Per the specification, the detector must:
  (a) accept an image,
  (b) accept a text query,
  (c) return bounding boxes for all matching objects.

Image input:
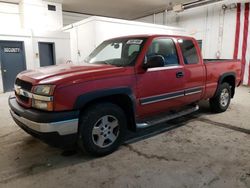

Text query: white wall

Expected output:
[0,2,21,29]
[136,12,166,25]
[172,4,236,59]
[63,11,91,26]
[135,2,237,59]
[136,15,154,24]
[64,16,186,64]
[0,0,70,92]
[0,30,70,67]
[68,21,96,63]
[0,30,70,93]
[19,0,63,31]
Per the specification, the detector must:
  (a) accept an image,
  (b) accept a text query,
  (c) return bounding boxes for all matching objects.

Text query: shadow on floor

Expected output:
[0,100,214,184]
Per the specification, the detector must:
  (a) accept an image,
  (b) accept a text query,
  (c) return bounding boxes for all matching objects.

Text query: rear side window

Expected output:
[178,39,199,64]
[128,44,140,56]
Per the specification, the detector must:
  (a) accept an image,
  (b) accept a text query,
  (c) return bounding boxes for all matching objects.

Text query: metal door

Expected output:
[0,41,26,92]
[38,42,55,67]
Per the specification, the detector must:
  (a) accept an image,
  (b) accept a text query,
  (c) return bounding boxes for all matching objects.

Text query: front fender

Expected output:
[74,87,135,110]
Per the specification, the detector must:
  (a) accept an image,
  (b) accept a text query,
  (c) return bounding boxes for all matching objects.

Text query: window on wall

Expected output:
[178,39,199,65]
[48,5,56,11]
[147,38,179,66]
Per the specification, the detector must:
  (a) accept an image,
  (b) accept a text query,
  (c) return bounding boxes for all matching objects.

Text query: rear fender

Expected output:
[215,72,236,98]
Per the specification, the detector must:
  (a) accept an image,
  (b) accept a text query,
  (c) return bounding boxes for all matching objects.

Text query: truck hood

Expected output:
[17,63,130,86]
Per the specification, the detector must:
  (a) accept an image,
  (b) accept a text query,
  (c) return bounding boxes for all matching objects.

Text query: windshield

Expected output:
[85,38,146,67]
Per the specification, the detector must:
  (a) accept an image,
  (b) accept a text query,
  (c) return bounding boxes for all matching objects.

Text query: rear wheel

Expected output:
[209,82,231,113]
[78,103,126,156]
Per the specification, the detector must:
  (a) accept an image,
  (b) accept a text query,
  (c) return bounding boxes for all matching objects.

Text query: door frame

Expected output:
[38,42,56,67]
[0,40,26,92]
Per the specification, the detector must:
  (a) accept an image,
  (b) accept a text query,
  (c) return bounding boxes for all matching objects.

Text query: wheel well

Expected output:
[80,94,136,131]
[221,75,235,97]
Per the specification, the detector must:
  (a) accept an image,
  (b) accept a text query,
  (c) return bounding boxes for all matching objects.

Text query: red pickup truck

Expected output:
[9,34,241,156]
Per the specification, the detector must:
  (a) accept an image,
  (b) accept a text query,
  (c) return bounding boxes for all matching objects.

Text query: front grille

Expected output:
[17,94,29,103]
[15,78,32,91]
[15,78,33,105]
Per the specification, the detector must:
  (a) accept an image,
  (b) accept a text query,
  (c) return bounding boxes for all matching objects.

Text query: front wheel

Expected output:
[209,82,231,113]
[78,103,127,156]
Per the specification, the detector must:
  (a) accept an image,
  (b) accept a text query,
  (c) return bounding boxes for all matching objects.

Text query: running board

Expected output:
[136,105,199,129]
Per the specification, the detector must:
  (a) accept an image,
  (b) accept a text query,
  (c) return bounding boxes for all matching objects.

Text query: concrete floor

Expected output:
[0,86,250,188]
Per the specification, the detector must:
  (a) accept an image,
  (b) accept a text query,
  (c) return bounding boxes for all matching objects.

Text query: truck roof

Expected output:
[107,34,194,40]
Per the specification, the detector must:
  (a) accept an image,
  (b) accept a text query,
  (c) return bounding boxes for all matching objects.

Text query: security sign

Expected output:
[4,47,20,53]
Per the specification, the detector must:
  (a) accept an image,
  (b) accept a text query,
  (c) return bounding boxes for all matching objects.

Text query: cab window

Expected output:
[178,39,199,64]
[146,38,179,66]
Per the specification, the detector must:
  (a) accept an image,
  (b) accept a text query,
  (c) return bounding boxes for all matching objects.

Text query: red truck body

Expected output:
[9,34,242,155]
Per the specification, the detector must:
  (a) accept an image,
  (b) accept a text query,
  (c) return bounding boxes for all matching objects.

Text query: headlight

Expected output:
[32,100,53,111]
[33,85,55,96]
[32,85,55,111]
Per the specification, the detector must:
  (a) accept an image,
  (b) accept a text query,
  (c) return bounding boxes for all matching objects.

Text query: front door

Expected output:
[38,42,55,67]
[136,37,185,118]
[0,41,26,92]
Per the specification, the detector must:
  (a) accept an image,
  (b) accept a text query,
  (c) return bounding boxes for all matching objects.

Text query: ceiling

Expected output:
[3,0,223,20]
[60,0,188,19]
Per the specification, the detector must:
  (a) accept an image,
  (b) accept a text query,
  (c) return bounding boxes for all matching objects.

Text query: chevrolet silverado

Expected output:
[9,34,241,156]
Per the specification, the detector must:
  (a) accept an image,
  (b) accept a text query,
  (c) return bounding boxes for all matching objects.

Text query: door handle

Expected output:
[176,71,184,78]
[3,69,7,73]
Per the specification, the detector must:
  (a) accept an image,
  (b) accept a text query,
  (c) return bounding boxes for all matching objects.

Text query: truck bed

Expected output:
[203,59,242,99]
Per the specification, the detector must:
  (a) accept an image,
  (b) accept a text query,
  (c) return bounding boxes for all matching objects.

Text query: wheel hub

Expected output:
[220,88,230,107]
[92,115,119,148]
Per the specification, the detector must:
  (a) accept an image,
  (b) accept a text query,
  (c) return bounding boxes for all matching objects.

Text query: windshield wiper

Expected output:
[102,61,111,65]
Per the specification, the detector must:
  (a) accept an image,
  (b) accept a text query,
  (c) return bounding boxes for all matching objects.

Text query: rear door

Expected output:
[136,37,186,118]
[177,38,206,103]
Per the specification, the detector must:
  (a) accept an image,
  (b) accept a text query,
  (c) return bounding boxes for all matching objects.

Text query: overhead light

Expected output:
[173,4,184,12]
[182,0,223,10]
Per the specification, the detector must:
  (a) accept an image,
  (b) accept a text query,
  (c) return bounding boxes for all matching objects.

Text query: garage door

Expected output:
[0,41,26,92]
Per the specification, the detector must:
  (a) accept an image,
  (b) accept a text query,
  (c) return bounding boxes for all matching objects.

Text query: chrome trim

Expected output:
[188,86,203,90]
[141,93,184,105]
[140,86,203,105]
[10,110,78,135]
[32,94,53,102]
[14,85,53,102]
[185,86,203,96]
[136,123,149,129]
[185,90,202,96]
[147,65,183,72]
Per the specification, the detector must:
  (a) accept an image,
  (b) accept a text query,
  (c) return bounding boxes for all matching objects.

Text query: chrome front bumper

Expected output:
[9,96,79,148]
[9,96,79,136]
[10,110,78,136]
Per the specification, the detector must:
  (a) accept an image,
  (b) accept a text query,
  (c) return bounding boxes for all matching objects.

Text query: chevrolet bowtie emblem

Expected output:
[15,86,21,95]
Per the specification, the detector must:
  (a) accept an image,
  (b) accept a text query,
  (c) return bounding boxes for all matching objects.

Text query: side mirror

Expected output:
[143,55,165,69]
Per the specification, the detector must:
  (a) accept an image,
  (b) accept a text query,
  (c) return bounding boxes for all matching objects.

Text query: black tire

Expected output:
[209,82,231,113]
[78,103,127,156]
